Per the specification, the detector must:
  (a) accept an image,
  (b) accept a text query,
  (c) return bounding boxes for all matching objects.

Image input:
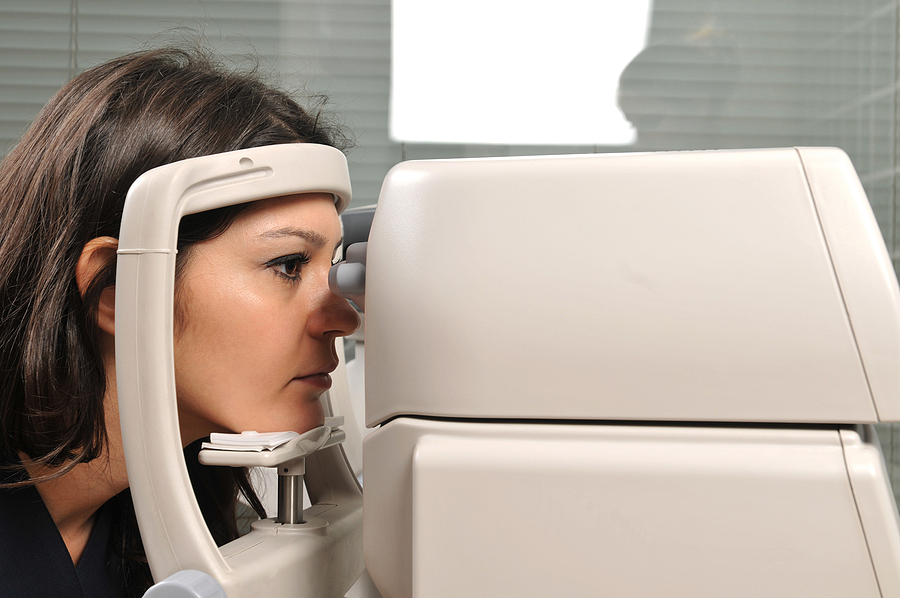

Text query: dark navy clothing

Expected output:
[0,480,121,597]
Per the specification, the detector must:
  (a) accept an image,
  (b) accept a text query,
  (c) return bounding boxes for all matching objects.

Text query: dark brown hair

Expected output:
[0,44,346,594]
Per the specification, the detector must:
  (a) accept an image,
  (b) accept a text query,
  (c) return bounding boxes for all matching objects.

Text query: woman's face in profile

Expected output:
[172,193,360,444]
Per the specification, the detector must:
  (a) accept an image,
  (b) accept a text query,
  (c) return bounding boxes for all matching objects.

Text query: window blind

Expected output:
[1,0,396,207]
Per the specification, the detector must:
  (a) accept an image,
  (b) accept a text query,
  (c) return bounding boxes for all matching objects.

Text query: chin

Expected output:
[286,405,326,435]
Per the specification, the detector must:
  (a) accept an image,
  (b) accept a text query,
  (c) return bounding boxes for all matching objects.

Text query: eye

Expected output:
[266,253,311,283]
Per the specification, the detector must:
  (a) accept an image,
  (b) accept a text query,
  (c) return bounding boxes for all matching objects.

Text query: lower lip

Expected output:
[294,373,333,390]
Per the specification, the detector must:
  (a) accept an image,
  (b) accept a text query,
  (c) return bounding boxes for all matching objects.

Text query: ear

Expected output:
[76,236,118,335]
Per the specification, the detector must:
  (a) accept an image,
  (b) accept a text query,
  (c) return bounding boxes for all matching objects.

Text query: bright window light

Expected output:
[391,0,653,145]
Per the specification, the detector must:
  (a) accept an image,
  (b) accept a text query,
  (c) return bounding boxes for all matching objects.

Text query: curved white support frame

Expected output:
[115,143,363,597]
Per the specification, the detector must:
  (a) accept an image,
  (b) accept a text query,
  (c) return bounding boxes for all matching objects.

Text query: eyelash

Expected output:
[266,252,312,283]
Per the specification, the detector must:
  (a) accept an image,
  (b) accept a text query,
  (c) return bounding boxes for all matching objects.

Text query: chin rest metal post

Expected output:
[198,420,347,525]
[143,419,358,598]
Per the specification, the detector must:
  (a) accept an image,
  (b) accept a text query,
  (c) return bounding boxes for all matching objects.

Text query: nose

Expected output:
[307,270,361,339]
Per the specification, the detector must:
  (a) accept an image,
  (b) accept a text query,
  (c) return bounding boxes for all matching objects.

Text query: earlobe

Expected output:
[76,237,118,335]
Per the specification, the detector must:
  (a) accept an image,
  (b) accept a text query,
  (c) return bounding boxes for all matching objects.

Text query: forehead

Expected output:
[234,192,341,234]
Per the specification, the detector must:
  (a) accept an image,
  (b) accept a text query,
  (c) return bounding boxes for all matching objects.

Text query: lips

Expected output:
[292,361,338,389]
[295,373,333,390]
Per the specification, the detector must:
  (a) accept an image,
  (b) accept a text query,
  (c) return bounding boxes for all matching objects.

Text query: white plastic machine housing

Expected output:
[362,148,900,597]
[115,144,364,598]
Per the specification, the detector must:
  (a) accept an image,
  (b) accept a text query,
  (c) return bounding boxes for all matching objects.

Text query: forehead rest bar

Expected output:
[114,142,353,585]
[118,143,351,255]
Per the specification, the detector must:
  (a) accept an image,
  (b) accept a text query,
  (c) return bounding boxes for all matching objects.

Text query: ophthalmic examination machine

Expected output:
[118,145,900,597]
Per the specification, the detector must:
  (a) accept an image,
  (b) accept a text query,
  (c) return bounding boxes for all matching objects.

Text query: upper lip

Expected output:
[295,361,338,379]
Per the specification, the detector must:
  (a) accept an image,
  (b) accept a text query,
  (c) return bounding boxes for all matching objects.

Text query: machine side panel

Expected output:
[797,147,900,422]
[363,420,421,598]
[365,418,884,598]
[841,426,900,597]
[366,149,874,426]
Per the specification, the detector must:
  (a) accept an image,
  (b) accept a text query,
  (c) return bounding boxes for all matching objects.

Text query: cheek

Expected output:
[176,278,281,382]
[172,269,318,438]
[173,273,256,411]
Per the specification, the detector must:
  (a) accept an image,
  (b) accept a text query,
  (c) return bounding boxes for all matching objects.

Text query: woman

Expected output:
[0,45,360,597]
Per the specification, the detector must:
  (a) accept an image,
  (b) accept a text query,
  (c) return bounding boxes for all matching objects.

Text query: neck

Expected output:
[30,450,129,565]
[27,363,128,566]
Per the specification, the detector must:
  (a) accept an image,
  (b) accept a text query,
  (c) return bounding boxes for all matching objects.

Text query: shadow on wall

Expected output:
[617,33,743,151]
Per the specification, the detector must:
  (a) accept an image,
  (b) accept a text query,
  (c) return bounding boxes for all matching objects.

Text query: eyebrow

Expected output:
[259,228,329,249]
